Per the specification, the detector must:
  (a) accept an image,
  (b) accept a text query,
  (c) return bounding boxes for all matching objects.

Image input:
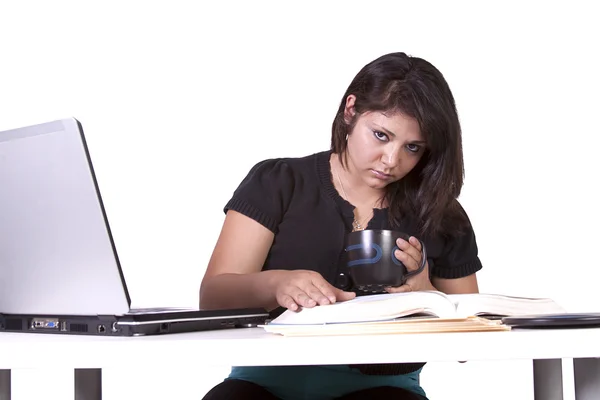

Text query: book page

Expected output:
[448,293,566,318]
[269,291,458,325]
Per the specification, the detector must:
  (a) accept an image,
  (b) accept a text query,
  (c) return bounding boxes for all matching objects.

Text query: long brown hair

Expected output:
[331,52,470,238]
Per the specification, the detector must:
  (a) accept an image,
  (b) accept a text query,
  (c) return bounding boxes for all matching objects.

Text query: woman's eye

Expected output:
[406,144,421,153]
[373,130,388,141]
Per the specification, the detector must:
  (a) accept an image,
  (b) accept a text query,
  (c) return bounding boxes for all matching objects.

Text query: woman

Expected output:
[200,52,482,400]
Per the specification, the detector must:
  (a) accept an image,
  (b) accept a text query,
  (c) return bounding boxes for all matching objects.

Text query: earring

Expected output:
[345,134,348,141]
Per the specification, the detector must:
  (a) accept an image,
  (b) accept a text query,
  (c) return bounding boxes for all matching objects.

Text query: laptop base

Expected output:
[0,308,269,337]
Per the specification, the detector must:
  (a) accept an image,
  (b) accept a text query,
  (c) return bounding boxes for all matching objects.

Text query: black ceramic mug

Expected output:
[342,229,427,294]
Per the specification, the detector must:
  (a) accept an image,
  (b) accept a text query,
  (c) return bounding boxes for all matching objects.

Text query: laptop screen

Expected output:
[0,118,131,316]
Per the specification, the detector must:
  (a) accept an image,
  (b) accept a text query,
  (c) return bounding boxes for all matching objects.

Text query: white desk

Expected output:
[1,327,599,400]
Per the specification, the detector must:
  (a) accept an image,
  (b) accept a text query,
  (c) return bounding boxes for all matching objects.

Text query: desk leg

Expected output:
[0,370,10,400]
[75,369,102,400]
[533,358,577,400]
[573,357,600,400]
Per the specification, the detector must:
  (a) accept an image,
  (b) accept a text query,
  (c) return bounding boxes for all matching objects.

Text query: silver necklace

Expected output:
[334,164,373,231]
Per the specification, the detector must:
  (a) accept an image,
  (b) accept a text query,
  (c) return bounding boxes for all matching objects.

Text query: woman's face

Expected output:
[345,95,426,191]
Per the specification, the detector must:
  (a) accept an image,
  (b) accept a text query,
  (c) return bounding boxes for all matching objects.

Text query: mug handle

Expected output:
[392,238,428,280]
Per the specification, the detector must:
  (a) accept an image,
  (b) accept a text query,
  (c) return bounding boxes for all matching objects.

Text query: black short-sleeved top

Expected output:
[223,150,482,376]
[224,150,482,285]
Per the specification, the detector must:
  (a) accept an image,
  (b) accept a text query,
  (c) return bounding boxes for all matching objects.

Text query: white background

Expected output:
[1,1,598,399]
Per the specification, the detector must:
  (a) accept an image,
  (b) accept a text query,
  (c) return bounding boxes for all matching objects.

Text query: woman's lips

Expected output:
[371,169,392,180]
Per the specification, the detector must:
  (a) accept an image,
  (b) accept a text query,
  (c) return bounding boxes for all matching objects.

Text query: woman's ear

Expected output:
[343,94,357,124]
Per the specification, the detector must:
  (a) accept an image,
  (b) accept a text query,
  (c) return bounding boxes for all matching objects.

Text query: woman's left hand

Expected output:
[385,236,436,293]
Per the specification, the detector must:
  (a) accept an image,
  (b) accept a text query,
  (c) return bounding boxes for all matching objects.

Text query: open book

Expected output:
[266,290,566,326]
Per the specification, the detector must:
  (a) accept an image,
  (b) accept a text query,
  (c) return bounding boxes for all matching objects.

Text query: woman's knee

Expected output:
[202,378,280,400]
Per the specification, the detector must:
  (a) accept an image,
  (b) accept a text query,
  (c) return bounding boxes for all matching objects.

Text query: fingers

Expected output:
[395,236,422,271]
[334,287,357,301]
[278,277,356,311]
[313,279,356,304]
[305,284,333,306]
[277,286,316,311]
[312,280,337,304]
[276,271,358,311]
[277,293,300,311]
[385,283,413,293]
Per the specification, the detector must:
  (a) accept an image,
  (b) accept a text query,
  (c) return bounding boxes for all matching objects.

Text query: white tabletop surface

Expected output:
[2,326,600,370]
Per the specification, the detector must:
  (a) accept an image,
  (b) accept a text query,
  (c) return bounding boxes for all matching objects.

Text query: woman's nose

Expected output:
[381,146,399,167]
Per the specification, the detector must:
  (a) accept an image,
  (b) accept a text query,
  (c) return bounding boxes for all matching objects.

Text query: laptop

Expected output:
[0,118,269,336]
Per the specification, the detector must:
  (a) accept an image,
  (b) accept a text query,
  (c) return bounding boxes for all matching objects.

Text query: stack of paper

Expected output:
[261,316,510,337]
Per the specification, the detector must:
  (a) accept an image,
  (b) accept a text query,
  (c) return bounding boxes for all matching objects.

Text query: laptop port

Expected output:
[97,324,106,334]
[31,318,60,330]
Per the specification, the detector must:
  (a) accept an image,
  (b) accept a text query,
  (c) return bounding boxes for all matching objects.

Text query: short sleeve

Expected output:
[223,158,295,233]
[430,202,483,279]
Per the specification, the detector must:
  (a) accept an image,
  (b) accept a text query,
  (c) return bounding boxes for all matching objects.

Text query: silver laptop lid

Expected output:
[0,118,131,315]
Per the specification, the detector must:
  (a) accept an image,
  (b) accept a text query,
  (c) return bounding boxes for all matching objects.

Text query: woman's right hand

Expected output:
[273,270,356,311]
